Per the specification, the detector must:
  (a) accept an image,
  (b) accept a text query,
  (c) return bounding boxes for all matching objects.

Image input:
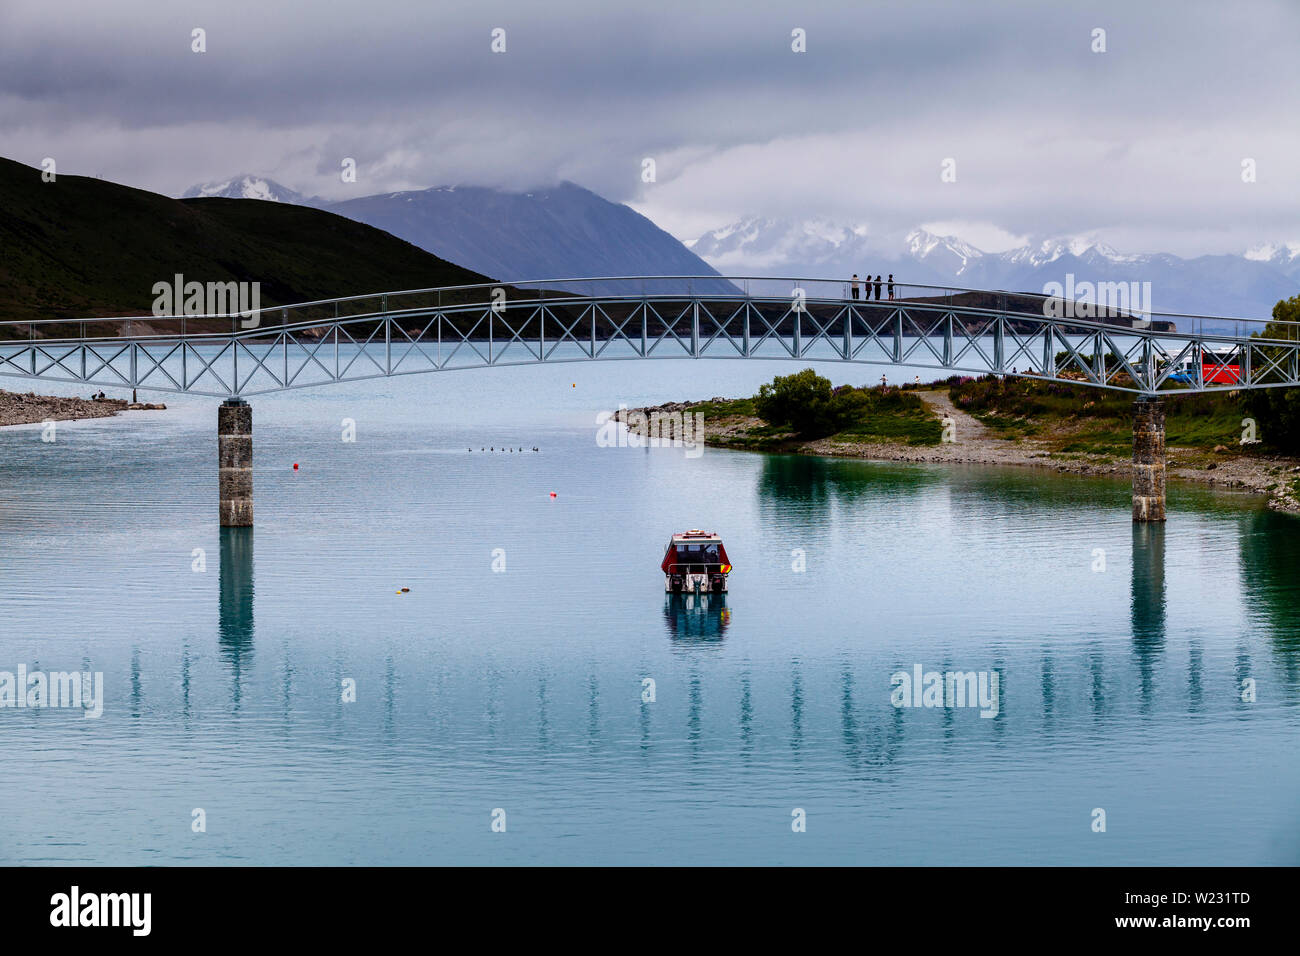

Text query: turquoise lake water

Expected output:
[1,356,1297,865]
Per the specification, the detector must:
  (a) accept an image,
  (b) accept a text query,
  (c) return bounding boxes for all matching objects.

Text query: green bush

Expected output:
[753,369,867,438]
[1243,295,1300,453]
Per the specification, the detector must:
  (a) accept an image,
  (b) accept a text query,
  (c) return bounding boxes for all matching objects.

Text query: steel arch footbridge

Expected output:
[2,276,1298,399]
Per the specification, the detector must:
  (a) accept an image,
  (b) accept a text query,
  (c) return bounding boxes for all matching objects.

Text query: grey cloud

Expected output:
[1,0,1297,253]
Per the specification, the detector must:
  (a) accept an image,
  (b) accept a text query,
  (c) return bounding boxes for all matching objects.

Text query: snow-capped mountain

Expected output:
[691,217,1300,323]
[903,229,985,277]
[182,177,727,294]
[689,220,961,285]
[689,216,878,273]
[1245,241,1300,280]
[182,175,325,207]
[1000,236,1144,268]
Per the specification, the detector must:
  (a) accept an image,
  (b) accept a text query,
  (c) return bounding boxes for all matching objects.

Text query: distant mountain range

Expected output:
[0,158,489,325]
[183,176,730,295]
[180,175,1299,327]
[1244,241,1300,280]
[690,218,1300,325]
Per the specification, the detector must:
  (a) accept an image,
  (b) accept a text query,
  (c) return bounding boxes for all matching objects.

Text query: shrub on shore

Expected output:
[754,368,937,443]
[1244,295,1300,454]
[755,369,849,437]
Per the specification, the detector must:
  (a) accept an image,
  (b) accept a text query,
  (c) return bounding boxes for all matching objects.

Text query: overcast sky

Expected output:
[1,0,1297,254]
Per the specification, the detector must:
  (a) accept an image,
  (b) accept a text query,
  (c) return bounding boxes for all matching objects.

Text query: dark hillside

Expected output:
[0,157,490,332]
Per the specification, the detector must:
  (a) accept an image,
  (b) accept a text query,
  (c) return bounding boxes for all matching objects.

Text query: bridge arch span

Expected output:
[2,276,1297,398]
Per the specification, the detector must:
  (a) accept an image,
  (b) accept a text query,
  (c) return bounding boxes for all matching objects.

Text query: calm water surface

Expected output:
[2,358,1298,865]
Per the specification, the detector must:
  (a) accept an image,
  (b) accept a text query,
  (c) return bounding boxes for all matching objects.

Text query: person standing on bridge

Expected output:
[851,274,860,300]
[874,275,883,300]
[888,275,896,300]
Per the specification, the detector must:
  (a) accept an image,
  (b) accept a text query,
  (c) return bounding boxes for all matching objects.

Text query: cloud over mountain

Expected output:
[691,217,1300,320]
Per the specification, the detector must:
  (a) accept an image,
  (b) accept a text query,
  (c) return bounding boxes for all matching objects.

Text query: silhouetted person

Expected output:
[874,275,883,300]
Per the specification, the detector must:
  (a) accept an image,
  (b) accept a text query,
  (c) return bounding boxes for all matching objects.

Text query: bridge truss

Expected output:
[1,278,1297,398]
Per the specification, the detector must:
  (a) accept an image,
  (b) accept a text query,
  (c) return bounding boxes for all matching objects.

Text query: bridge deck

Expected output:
[2,277,1297,398]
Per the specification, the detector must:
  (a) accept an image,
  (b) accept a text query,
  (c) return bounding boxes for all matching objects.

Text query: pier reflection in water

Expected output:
[218,526,255,704]
[1130,521,1166,713]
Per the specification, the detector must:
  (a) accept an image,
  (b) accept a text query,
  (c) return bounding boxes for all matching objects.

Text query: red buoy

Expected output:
[293,463,299,471]
[549,492,557,498]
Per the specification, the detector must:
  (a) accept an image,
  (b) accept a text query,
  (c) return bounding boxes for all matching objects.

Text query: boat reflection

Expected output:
[663,592,731,642]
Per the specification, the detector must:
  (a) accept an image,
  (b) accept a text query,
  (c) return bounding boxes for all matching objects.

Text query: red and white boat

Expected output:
[661,530,732,594]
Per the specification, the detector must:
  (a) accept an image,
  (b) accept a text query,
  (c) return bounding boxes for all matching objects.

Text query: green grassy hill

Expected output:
[946,374,1251,459]
[0,156,492,327]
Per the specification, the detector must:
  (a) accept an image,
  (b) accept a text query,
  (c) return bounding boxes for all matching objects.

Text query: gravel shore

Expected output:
[0,389,165,427]
[617,390,1300,514]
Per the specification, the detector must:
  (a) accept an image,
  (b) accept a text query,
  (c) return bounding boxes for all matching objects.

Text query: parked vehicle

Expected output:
[1167,347,1241,385]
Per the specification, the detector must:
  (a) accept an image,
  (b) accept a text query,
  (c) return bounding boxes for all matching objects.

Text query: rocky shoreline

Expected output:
[616,391,1300,515]
[0,389,166,428]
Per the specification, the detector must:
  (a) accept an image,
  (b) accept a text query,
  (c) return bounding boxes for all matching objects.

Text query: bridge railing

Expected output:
[1,276,1299,346]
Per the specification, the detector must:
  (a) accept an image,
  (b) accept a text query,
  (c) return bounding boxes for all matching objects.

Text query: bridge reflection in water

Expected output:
[197,506,1298,736]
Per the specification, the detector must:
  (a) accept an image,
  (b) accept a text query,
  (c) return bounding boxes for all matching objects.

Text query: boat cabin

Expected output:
[661,530,732,593]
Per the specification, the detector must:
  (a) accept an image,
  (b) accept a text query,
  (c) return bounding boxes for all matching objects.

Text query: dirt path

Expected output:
[915,389,989,439]
[801,390,1060,468]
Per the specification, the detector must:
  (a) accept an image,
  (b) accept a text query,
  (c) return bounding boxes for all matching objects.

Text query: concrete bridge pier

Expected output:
[1132,395,1166,522]
[219,399,253,526]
